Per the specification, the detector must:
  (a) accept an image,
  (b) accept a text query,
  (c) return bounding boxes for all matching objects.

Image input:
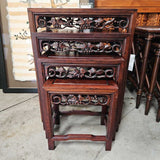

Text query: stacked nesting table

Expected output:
[28,8,136,150]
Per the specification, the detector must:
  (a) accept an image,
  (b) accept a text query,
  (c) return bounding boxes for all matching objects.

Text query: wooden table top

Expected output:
[95,0,160,13]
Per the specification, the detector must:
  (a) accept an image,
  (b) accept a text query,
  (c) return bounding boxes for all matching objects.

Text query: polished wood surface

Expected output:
[95,0,160,13]
[136,26,160,33]
[43,79,118,93]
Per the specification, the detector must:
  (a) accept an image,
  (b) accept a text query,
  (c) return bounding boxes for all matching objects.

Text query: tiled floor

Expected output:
[0,89,160,160]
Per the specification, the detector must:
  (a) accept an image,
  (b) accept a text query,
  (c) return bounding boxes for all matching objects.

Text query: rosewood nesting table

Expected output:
[28,8,137,150]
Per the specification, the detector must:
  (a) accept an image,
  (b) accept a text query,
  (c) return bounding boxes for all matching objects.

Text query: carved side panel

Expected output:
[136,13,160,26]
[35,16,129,33]
[136,14,148,26]
[50,94,110,106]
[43,65,118,80]
[40,40,122,56]
[146,14,160,26]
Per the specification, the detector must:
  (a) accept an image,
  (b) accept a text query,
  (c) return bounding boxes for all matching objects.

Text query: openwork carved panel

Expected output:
[51,94,110,106]
[36,16,129,33]
[136,13,160,26]
[44,65,117,80]
[40,40,122,56]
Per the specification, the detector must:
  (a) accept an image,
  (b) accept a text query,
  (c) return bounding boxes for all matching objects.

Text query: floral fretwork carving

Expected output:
[51,94,110,106]
[36,16,129,33]
[40,40,122,56]
[45,66,116,80]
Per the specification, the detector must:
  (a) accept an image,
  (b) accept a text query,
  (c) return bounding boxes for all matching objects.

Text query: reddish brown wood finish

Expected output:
[43,80,118,150]
[28,8,137,150]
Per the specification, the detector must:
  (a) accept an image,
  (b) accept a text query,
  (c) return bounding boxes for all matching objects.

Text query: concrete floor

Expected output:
[0,88,160,160]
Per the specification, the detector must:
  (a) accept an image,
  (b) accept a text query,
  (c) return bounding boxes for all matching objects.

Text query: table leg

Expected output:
[145,49,160,115]
[136,34,152,108]
[101,105,108,125]
[54,104,60,125]
[156,106,160,122]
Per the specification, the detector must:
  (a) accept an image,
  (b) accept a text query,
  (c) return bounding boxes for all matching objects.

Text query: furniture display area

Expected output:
[95,0,160,122]
[133,27,160,122]
[28,8,137,150]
